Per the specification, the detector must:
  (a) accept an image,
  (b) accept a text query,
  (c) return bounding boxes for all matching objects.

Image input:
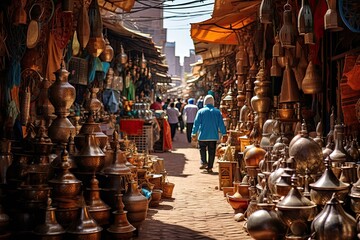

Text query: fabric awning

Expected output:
[190,0,260,45]
[99,0,135,12]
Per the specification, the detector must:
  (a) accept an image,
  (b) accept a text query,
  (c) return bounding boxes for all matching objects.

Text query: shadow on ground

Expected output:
[137,219,217,240]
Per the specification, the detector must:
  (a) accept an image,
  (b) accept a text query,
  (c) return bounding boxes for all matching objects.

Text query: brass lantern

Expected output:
[324,0,343,31]
[279,3,295,48]
[259,0,273,24]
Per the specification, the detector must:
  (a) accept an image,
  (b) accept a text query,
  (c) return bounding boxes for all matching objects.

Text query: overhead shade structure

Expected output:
[190,0,261,45]
[194,42,236,63]
[99,0,136,12]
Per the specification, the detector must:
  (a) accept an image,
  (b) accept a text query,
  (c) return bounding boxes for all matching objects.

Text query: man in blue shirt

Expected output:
[191,95,227,173]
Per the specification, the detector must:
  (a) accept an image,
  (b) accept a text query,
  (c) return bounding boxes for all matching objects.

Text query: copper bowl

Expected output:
[88,208,111,226]
[49,181,82,199]
[277,108,295,120]
[226,193,249,211]
[19,186,51,202]
[55,207,79,228]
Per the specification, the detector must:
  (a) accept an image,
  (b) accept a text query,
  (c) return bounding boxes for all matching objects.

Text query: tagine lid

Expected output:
[309,157,349,191]
[277,175,316,208]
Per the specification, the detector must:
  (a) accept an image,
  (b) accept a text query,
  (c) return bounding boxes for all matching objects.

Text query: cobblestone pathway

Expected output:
[137,131,252,240]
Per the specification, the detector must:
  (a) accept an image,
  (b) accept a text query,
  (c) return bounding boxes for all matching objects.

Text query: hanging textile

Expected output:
[88,57,103,83]
[46,32,63,81]
[127,80,135,101]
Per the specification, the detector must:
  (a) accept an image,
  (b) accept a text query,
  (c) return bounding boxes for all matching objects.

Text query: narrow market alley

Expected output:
[138,131,252,240]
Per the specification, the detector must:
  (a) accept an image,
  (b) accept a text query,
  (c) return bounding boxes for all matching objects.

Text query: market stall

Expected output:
[191,0,360,239]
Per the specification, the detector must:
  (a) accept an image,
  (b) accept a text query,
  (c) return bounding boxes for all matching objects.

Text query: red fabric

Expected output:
[162,119,172,151]
[309,0,327,64]
[120,119,144,136]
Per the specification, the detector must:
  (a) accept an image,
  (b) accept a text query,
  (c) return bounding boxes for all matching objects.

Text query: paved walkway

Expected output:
[137,131,252,240]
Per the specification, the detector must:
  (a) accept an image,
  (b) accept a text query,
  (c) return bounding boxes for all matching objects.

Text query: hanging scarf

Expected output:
[88,57,103,83]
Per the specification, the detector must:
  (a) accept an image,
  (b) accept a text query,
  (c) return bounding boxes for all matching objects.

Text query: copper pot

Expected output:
[122,180,148,229]
[19,186,51,202]
[74,134,105,173]
[55,207,80,228]
[149,189,163,207]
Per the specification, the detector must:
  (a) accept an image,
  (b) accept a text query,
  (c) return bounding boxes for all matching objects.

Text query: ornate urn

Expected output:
[74,88,108,152]
[311,193,356,240]
[48,149,82,200]
[66,197,102,240]
[122,180,149,230]
[48,66,76,143]
[33,196,65,240]
[277,175,317,239]
[329,124,351,163]
[289,122,324,175]
[107,194,136,240]
[74,133,105,173]
[85,176,110,226]
[309,158,349,206]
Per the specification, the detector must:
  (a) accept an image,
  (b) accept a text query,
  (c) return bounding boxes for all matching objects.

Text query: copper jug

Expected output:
[279,61,299,103]
[279,3,295,48]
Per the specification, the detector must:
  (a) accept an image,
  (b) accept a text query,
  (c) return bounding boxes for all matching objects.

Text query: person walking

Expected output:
[166,102,181,141]
[183,98,198,143]
[175,98,185,133]
[196,96,204,109]
[150,96,163,110]
[191,95,227,173]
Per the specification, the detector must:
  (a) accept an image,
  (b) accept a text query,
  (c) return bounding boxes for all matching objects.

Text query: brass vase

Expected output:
[122,180,149,230]
[48,66,76,144]
[85,176,111,226]
[66,197,102,240]
[33,197,65,240]
[107,194,136,240]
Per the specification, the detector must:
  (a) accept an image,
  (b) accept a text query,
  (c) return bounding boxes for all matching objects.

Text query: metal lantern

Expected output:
[279,3,296,48]
[259,0,273,24]
[298,0,313,35]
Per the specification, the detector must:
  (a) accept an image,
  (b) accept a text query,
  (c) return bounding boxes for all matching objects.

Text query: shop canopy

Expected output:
[190,0,260,45]
[99,0,135,13]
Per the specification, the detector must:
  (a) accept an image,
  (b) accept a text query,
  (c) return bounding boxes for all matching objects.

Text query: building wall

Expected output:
[165,42,176,76]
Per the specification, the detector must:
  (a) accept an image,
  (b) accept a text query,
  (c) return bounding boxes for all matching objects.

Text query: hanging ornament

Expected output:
[324,0,343,31]
[77,0,90,49]
[100,35,114,62]
[272,34,284,57]
[270,57,282,77]
[279,59,299,103]
[279,2,296,48]
[259,0,273,24]
[120,44,128,65]
[302,61,322,94]
[298,0,313,35]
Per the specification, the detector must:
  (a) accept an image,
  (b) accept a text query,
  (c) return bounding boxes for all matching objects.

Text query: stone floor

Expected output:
[137,130,252,240]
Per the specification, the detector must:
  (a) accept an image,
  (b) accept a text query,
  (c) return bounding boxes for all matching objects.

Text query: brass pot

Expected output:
[75,134,105,173]
[55,207,80,228]
[149,189,163,207]
[309,158,349,206]
[74,123,108,151]
[19,186,51,202]
[311,193,356,239]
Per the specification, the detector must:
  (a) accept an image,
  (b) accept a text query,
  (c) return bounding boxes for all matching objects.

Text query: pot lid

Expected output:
[277,175,316,208]
[309,158,349,191]
[49,149,81,184]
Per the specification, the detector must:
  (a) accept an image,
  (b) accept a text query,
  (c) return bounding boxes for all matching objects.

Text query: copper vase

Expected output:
[107,194,136,240]
[122,180,149,230]
[48,66,76,144]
